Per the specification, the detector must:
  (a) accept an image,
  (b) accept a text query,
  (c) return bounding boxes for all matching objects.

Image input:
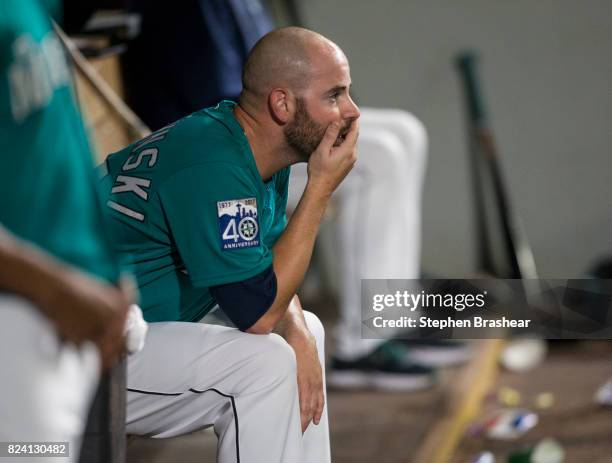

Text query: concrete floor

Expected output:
[452,341,612,463]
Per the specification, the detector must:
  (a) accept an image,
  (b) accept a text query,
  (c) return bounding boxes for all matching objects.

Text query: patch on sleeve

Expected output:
[217,198,261,250]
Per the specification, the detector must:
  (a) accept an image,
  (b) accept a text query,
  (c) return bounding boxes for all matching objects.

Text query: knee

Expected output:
[362,108,429,165]
[358,130,405,167]
[303,311,325,350]
[390,110,429,162]
[254,333,297,379]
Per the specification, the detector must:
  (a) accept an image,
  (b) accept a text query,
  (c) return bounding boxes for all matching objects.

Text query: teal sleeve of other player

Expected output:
[159,163,273,288]
[0,0,121,285]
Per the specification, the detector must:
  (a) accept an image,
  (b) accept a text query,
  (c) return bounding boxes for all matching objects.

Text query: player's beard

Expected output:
[283,98,329,162]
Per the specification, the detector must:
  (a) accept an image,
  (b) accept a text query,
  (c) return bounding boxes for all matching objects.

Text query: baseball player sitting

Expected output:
[101,27,359,463]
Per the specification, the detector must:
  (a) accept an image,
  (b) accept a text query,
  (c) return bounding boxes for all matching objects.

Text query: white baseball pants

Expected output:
[126,310,330,463]
[0,295,100,463]
[288,108,428,360]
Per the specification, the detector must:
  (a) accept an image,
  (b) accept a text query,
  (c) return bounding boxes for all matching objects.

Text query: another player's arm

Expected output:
[246,120,358,335]
[0,224,131,369]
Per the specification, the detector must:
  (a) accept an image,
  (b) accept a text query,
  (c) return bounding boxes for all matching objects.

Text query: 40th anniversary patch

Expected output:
[217,198,260,250]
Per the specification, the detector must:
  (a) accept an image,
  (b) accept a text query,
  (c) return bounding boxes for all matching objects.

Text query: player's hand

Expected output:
[307,119,359,198]
[43,271,133,369]
[92,277,134,370]
[285,330,325,433]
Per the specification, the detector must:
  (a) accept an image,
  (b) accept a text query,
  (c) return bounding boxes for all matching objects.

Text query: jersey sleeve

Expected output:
[159,162,272,288]
[209,264,277,331]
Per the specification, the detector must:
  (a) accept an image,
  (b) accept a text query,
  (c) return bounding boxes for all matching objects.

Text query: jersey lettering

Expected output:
[8,33,70,122]
[107,125,175,223]
[122,147,158,171]
[131,123,176,152]
[107,200,145,222]
[111,175,151,200]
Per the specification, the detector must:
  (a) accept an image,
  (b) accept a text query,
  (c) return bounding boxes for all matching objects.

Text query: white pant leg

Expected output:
[0,295,100,463]
[333,128,407,358]
[359,108,428,195]
[287,163,308,211]
[126,311,330,463]
[301,311,330,463]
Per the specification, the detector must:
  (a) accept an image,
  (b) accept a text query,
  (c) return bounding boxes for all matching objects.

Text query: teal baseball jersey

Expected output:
[0,0,120,284]
[101,101,289,322]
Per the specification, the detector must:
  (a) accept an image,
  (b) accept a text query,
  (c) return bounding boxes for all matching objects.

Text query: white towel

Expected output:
[124,304,148,354]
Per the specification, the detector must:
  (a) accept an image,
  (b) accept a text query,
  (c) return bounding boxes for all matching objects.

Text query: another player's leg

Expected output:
[0,296,100,463]
[357,109,471,368]
[327,125,435,391]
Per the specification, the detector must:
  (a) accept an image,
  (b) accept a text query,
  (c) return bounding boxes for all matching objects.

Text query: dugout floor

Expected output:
[451,341,612,463]
[127,296,612,463]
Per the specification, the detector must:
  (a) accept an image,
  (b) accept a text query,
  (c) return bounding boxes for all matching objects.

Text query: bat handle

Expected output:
[456,52,487,127]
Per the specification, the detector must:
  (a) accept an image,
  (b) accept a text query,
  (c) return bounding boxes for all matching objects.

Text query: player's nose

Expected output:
[343,96,360,121]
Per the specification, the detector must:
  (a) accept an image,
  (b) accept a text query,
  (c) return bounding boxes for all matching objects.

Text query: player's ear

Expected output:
[268,88,292,125]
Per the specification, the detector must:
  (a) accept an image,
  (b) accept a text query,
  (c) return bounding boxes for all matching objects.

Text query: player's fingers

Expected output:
[298,392,310,431]
[301,412,312,433]
[316,122,341,154]
[96,309,127,371]
[313,390,325,425]
[96,336,114,371]
[299,385,317,431]
[96,333,118,370]
[313,407,322,425]
[300,395,315,419]
[341,119,359,149]
[118,274,137,305]
[102,337,125,370]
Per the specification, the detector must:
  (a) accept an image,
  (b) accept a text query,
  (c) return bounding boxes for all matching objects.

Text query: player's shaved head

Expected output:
[235,26,358,165]
[241,27,342,101]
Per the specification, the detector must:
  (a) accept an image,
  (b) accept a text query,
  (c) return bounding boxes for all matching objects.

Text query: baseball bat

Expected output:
[455,52,538,279]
